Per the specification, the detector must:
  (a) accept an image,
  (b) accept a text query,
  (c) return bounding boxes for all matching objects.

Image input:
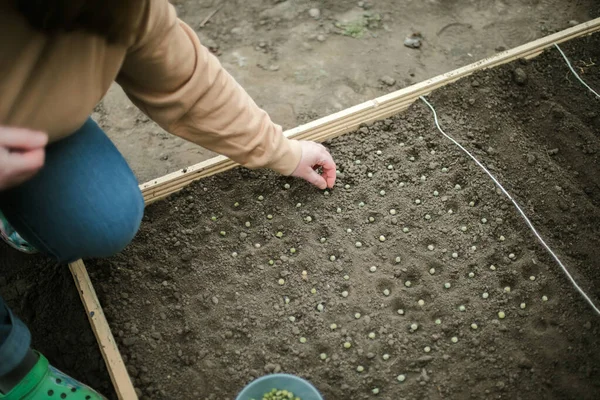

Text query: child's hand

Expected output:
[292,141,336,190]
[0,127,47,191]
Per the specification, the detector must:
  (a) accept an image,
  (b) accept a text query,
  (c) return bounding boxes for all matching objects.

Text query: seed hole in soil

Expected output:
[498,272,519,291]
[518,260,541,280]
[533,318,549,334]
[376,278,394,293]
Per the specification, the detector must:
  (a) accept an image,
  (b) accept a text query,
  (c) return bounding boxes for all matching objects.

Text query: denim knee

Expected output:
[71,186,145,262]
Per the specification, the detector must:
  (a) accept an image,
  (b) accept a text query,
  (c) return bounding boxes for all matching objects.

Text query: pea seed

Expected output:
[410,323,418,331]
[359,201,365,207]
[542,295,548,302]
[276,232,284,238]
[397,309,404,315]
[372,388,380,395]
[320,237,327,243]
[343,275,349,280]
[403,227,410,233]
[490,265,497,271]
[418,299,425,306]
[390,209,397,215]
[415,199,421,205]
[258,195,264,201]
[452,252,458,258]
[429,268,435,275]
[504,286,511,293]
[211,216,217,221]
[341,291,349,298]
[368,172,373,178]
[368,332,376,339]
[311,288,317,294]
[343,342,352,349]
[387,164,393,170]
[481,218,488,224]
[234,202,240,207]
[379,235,386,242]
[397,374,406,382]
[461,226,467,232]
[269,260,274,265]
[346,228,352,233]
[330,255,336,262]
[427,244,435,251]
[330,323,337,330]
[424,346,431,353]
[296,203,302,208]
[278,279,285,285]
[468,272,475,278]
[499,235,506,241]
[336,207,342,213]
[404,281,412,288]
[383,289,390,296]
[369,217,375,222]
[369,266,377,273]
[356,365,364,372]
[290,248,296,254]
[529,276,536,281]
[355,242,362,248]
[320,353,327,360]
[220,231,226,236]
[520,303,526,309]
[355,313,361,319]
[459,305,466,312]
[317,304,324,312]
[435,319,442,325]
[305,216,312,222]
[455,184,461,190]
[433,191,439,196]
[498,311,506,319]
[482,292,489,299]
[284,183,290,190]
[471,323,478,330]
[267,214,273,219]
[344,184,351,189]
[444,282,451,289]
[451,337,458,343]
[442,167,448,172]
[289,316,296,322]
[382,354,390,360]
[299,337,307,343]
[395,256,401,263]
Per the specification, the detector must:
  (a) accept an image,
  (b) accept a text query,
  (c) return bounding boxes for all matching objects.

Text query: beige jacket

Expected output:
[0,0,302,175]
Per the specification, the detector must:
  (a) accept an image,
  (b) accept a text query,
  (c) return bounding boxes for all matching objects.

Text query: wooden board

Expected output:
[69,260,138,400]
[140,18,600,205]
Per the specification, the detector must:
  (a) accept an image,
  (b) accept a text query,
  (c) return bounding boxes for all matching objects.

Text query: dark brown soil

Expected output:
[3,33,600,400]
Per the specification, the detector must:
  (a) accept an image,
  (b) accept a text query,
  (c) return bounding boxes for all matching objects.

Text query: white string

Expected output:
[554,43,600,99]
[419,96,600,316]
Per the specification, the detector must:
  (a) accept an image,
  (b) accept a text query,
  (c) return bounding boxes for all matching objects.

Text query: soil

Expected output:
[95,0,598,183]
[2,22,600,400]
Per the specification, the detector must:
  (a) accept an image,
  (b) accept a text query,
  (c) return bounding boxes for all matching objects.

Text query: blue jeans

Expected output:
[0,118,144,376]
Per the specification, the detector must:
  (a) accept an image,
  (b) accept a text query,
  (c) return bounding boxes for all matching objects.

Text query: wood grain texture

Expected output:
[69,260,138,400]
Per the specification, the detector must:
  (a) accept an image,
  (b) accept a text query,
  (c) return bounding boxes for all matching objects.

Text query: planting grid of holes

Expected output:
[86,34,600,400]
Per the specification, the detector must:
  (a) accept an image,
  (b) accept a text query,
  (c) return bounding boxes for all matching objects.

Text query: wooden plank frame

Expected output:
[71,19,600,399]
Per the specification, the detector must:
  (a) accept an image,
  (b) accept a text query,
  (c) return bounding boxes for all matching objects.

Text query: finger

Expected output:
[0,128,48,150]
[5,148,46,176]
[303,167,327,190]
[316,150,337,189]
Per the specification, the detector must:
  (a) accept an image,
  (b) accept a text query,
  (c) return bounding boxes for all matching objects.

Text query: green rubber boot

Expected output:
[0,353,106,400]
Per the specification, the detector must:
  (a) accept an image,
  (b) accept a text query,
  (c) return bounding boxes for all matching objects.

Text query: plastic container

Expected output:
[236,374,323,400]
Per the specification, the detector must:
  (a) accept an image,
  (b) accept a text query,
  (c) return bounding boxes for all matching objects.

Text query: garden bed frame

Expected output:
[67,19,600,399]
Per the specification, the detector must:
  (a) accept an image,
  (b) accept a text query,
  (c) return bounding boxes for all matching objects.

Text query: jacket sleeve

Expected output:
[116,0,302,175]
